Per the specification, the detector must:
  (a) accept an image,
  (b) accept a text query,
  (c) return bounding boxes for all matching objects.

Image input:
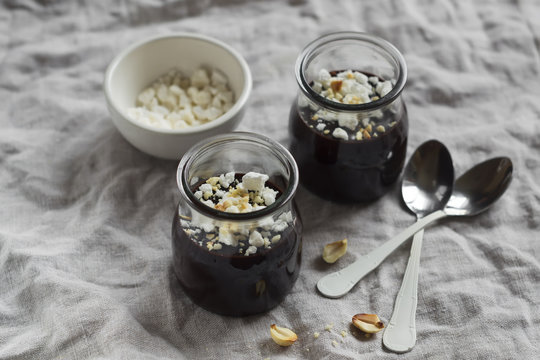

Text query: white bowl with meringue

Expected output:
[104,33,252,160]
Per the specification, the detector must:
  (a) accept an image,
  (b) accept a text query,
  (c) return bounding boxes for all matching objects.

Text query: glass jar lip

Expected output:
[177,131,299,221]
[295,31,408,112]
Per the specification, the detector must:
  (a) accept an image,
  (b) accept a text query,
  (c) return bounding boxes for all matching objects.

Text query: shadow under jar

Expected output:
[289,32,409,202]
[172,132,302,316]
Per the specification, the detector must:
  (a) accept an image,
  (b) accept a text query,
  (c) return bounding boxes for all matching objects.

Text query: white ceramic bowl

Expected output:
[104,33,252,160]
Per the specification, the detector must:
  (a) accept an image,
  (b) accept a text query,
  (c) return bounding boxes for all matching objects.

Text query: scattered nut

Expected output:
[270,324,298,346]
[352,314,385,334]
[322,239,348,264]
[271,235,281,244]
[313,332,320,339]
[206,177,220,186]
[362,129,371,140]
[324,323,334,332]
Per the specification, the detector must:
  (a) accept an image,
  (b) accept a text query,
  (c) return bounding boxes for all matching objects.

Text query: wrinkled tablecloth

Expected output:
[1,0,539,359]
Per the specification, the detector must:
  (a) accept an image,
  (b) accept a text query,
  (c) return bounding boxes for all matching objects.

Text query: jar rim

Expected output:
[176,132,299,221]
[295,31,408,111]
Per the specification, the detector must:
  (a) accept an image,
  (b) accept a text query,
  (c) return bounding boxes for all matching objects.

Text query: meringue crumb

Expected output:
[128,68,233,130]
[332,340,338,347]
[325,323,333,332]
[340,330,347,338]
[313,332,320,339]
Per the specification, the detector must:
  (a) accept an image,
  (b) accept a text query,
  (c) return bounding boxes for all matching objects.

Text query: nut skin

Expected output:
[352,314,385,334]
[330,80,343,93]
[322,239,348,264]
[270,324,298,346]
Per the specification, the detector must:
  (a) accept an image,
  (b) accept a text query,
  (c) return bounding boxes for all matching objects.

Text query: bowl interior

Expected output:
[107,36,248,125]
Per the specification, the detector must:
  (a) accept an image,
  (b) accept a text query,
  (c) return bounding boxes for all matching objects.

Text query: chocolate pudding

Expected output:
[171,173,302,316]
[289,70,408,202]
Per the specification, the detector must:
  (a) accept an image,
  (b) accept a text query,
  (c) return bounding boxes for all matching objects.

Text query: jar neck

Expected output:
[295,32,407,112]
[177,132,299,221]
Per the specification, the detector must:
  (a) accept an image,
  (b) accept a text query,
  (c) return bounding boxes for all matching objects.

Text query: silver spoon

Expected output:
[316,156,513,299]
[382,140,454,353]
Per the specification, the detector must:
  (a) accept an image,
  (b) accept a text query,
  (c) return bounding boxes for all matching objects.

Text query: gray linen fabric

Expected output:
[1,0,539,359]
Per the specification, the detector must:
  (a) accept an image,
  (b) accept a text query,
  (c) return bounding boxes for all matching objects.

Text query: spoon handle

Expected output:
[383,229,423,353]
[316,210,446,299]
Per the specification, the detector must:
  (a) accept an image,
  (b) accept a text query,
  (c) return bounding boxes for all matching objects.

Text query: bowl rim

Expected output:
[104,32,252,135]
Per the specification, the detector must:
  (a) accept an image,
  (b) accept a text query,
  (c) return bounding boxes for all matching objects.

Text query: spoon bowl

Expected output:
[402,140,454,217]
[445,157,513,216]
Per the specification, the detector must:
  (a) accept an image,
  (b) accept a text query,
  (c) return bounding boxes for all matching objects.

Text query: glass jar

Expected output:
[289,32,409,202]
[172,132,302,316]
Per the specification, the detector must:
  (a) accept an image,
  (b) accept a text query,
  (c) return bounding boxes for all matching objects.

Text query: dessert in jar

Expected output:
[172,132,302,316]
[289,32,409,202]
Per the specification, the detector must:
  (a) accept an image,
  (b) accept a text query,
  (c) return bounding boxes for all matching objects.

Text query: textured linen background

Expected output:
[0,0,539,359]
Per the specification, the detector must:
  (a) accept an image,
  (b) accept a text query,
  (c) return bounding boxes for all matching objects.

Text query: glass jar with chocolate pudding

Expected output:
[289,32,408,202]
[172,132,302,316]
